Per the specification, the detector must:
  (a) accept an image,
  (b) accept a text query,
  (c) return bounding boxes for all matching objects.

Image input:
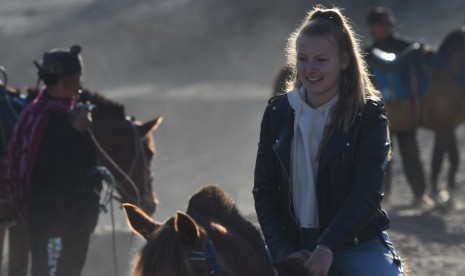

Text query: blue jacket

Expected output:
[253,94,391,261]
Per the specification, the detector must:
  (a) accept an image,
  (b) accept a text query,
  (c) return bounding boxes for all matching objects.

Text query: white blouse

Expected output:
[287,86,339,228]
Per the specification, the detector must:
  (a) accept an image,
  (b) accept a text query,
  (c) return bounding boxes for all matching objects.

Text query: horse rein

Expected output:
[186,239,222,276]
[126,117,153,189]
[87,117,147,206]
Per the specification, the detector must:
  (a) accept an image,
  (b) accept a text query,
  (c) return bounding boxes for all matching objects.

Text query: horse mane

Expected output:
[437,27,465,59]
[78,88,126,119]
[186,185,267,257]
[133,217,195,276]
[25,87,126,119]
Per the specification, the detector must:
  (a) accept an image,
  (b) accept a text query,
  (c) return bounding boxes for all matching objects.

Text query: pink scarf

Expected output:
[3,90,75,224]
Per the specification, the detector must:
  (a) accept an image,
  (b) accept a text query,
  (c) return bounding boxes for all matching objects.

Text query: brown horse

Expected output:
[123,185,276,276]
[0,85,162,275]
[420,27,465,204]
[271,27,465,206]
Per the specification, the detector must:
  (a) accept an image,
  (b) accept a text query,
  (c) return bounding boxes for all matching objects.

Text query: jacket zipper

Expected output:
[341,152,346,201]
[273,144,303,245]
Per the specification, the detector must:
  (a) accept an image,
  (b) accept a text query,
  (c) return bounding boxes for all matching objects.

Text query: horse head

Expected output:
[127,117,163,215]
[430,28,465,88]
[422,27,465,129]
[123,185,275,276]
[123,203,219,276]
[78,89,162,215]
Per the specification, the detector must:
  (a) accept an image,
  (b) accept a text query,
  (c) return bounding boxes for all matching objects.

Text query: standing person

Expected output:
[253,6,403,276]
[3,45,102,276]
[365,7,432,207]
[0,69,30,276]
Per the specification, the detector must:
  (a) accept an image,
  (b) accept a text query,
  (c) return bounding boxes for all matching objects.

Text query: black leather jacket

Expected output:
[253,94,391,261]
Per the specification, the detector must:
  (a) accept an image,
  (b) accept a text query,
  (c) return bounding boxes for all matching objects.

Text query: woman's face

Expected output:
[296,35,348,107]
[63,73,83,99]
[369,23,391,42]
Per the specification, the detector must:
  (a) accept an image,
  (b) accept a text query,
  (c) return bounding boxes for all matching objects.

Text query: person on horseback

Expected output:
[2,45,102,276]
[253,6,403,276]
[365,7,433,208]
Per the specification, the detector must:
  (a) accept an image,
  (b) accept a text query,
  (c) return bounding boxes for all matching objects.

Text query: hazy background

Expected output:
[1,0,465,275]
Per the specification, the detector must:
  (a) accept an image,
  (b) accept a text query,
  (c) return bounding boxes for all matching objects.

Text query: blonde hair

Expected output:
[284,6,381,155]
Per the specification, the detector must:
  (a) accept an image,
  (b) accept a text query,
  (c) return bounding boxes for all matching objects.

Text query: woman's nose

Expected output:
[305,61,315,73]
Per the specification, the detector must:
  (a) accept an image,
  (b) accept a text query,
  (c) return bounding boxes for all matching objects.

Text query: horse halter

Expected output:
[186,239,222,276]
[89,117,153,207]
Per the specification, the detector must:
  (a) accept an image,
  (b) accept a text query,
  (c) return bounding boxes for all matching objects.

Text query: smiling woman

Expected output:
[253,6,404,276]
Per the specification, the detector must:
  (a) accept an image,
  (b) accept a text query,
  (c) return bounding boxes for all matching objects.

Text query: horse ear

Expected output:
[123,203,161,240]
[174,211,201,245]
[137,115,163,136]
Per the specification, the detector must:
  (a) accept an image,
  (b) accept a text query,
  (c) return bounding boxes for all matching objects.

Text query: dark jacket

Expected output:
[30,110,101,233]
[369,33,412,54]
[253,94,391,261]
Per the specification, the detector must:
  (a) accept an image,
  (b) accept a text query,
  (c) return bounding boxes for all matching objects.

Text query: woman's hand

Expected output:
[304,245,334,276]
[70,103,93,132]
[285,249,312,265]
[274,250,311,276]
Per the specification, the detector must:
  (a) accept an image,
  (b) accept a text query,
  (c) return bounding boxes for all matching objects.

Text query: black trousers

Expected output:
[30,228,91,276]
[8,225,30,276]
[28,197,99,276]
[386,129,426,199]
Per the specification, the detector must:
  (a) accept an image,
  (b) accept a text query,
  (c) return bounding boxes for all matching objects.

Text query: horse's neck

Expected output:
[91,110,127,132]
[195,218,272,276]
[89,111,131,161]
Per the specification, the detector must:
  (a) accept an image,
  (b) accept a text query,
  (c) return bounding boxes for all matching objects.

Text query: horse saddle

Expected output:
[369,42,423,71]
[367,42,431,102]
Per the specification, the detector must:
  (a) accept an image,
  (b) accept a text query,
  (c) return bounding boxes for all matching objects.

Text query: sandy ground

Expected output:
[1,0,465,275]
[80,85,465,276]
[383,127,465,276]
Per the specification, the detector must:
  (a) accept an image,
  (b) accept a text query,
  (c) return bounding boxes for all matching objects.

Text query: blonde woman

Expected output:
[253,6,403,276]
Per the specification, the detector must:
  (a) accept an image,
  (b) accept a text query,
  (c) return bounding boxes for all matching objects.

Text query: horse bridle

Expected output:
[89,117,153,206]
[113,117,154,204]
[186,238,222,276]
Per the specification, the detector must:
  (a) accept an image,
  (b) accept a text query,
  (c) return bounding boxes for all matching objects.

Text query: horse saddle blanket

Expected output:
[368,43,430,101]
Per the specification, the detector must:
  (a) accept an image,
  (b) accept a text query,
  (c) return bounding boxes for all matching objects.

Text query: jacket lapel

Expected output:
[272,97,294,178]
[272,95,353,180]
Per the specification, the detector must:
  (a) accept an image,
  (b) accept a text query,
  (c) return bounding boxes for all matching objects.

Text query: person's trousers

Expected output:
[330,232,402,276]
[9,225,30,276]
[30,228,91,276]
[386,129,426,199]
[302,229,402,276]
